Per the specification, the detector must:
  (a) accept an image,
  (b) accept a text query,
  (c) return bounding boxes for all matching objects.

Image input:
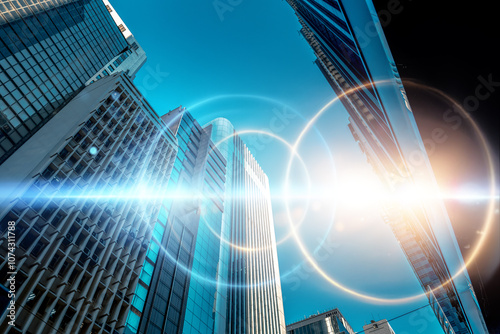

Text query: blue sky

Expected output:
[110,0,446,332]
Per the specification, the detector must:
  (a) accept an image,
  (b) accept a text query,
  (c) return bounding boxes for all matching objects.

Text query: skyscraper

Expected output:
[285,1,488,333]
[86,0,147,84]
[0,72,178,333]
[126,112,286,334]
[0,0,129,164]
[208,118,286,334]
[124,107,229,334]
[286,308,355,334]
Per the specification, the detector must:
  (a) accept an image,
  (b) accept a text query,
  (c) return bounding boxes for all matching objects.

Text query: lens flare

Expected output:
[403,80,498,284]
[89,146,98,155]
[205,129,315,252]
[284,80,498,304]
[15,87,493,298]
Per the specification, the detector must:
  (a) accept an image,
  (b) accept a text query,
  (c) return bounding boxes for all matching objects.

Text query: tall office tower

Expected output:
[86,0,147,84]
[286,308,355,334]
[285,1,488,333]
[0,73,178,333]
[125,112,286,334]
[124,107,229,334]
[0,0,129,165]
[207,118,286,334]
[363,320,396,334]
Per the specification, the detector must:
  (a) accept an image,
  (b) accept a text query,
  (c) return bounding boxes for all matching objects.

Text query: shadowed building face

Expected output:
[0,0,128,164]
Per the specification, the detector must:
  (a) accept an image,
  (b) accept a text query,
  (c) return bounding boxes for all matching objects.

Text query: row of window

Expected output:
[0,82,177,332]
[0,0,128,163]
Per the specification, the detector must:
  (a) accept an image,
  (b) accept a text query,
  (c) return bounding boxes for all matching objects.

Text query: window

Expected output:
[59,148,69,158]
[42,203,57,220]
[41,166,55,179]
[20,232,37,250]
[58,261,70,277]
[84,119,94,129]
[60,309,75,330]
[51,212,65,227]
[73,132,83,142]
[77,276,86,291]
[106,5,113,12]
[49,254,61,270]
[31,241,46,257]
[118,24,126,33]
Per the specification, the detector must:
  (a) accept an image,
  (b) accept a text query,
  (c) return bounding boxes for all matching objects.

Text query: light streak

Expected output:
[283,80,498,304]
[4,88,494,294]
[204,129,315,252]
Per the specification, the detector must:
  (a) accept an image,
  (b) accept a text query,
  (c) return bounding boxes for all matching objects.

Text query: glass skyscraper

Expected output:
[286,308,355,334]
[86,0,147,84]
[124,107,228,334]
[208,118,286,334]
[285,1,488,333]
[0,0,129,164]
[127,112,286,334]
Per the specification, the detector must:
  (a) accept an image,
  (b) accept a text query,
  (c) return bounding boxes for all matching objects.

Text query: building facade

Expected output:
[363,320,396,334]
[124,107,229,334]
[0,0,129,165]
[286,308,355,334]
[125,114,286,334]
[86,0,147,84]
[208,118,286,334]
[0,2,286,332]
[0,73,178,333]
[285,1,488,334]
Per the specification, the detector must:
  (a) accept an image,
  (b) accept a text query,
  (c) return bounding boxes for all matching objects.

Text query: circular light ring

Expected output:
[186,93,337,180]
[187,93,339,258]
[205,129,316,252]
[284,80,497,304]
[403,80,497,286]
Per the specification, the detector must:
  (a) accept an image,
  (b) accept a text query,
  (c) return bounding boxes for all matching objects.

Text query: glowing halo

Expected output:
[402,80,498,285]
[185,93,337,183]
[187,94,293,111]
[190,93,339,276]
[204,128,316,252]
[284,80,497,304]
